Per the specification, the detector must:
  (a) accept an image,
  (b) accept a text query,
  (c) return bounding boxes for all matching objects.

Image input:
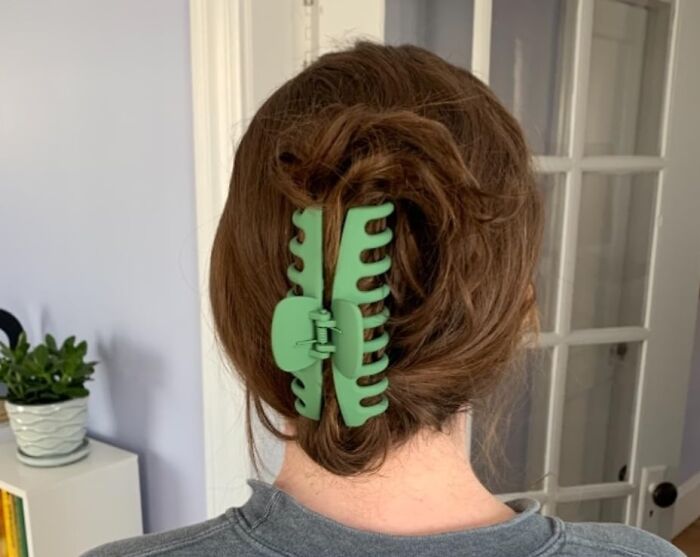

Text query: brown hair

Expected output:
[210,42,543,476]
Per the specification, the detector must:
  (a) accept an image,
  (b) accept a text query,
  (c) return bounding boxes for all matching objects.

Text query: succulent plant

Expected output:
[0,332,97,405]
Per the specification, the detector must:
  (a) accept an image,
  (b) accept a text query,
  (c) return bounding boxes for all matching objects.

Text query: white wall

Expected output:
[679,301,700,484]
[0,0,206,532]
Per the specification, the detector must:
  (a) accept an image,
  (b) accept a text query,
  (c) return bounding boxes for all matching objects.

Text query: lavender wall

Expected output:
[0,0,206,532]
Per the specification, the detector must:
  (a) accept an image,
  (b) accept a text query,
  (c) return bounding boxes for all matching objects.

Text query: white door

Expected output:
[383,0,700,537]
[191,0,700,537]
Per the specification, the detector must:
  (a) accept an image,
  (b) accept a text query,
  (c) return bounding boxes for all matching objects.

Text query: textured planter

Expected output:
[5,397,88,458]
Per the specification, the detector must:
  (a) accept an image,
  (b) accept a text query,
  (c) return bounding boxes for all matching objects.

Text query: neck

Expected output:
[273,414,514,536]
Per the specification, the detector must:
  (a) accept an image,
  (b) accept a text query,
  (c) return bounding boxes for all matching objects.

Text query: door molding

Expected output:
[673,471,700,537]
[190,0,254,517]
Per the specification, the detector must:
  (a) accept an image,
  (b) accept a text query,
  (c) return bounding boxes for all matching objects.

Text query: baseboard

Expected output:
[673,470,700,537]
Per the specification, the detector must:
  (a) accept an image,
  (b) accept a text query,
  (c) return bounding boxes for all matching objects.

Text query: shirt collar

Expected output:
[233,479,561,557]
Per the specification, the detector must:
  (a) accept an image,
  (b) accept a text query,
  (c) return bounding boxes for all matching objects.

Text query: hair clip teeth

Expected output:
[361,355,390,376]
[289,237,304,258]
[362,308,390,329]
[356,376,389,399]
[364,228,393,250]
[360,256,392,277]
[271,202,394,427]
[353,285,391,305]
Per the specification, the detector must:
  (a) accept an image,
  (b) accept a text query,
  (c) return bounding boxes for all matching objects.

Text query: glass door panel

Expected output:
[490,0,577,154]
[472,349,552,494]
[572,173,657,330]
[385,0,474,69]
[559,342,641,486]
[584,0,672,155]
[537,174,566,332]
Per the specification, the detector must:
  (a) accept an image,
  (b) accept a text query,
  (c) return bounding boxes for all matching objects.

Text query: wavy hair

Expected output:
[210,42,543,475]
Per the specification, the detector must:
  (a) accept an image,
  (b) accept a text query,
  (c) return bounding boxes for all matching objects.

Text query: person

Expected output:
[85,42,684,557]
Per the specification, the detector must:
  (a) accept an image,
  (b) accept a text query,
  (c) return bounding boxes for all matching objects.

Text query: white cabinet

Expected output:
[0,437,142,557]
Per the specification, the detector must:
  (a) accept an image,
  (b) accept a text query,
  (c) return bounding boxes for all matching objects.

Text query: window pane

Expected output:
[584,0,671,155]
[385,0,474,70]
[536,174,565,331]
[557,497,628,522]
[472,349,552,493]
[572,173,657,330]
[559,343,640,486]
[491,0,576,154]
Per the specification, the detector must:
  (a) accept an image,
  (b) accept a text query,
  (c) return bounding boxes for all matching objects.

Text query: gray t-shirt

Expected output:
[85,480,684,556]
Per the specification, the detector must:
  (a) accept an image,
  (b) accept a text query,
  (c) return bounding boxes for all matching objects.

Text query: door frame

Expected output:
[190,0,254,517]
[632,0,700,533]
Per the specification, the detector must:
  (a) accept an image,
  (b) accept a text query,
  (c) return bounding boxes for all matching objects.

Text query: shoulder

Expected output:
[559,520,685,557]
[81,511,270,557]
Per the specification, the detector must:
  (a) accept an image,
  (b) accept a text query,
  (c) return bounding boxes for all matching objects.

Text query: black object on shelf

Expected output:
[0,309,23,349]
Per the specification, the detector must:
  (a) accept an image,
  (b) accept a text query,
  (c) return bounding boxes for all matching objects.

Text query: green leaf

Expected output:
[45,334,57,352]
[76,341,88,358]
[65,387,89,398]
[33,345,49,367]
[0,333,97,404]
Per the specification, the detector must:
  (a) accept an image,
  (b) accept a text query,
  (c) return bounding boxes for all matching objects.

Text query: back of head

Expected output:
[210,42,542,475]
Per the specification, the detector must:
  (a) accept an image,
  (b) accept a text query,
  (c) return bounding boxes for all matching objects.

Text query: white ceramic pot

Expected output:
[5,397,88,458]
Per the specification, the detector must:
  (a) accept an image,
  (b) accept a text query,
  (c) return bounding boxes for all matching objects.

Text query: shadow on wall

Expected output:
[90,333,176,531]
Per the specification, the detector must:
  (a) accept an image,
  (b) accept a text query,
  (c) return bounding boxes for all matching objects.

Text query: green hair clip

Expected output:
[271,202,394,427]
